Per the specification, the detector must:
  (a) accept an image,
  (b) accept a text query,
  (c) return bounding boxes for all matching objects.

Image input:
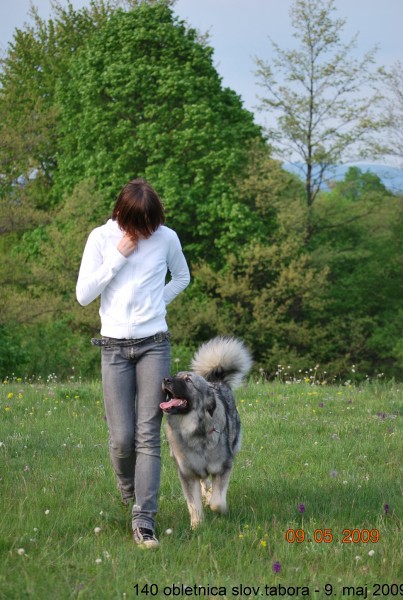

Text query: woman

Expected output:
[76,179,190,548]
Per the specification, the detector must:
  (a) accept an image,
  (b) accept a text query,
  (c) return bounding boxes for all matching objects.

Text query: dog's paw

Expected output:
[190,514,203,529]
[209,502,228,514]
[189,505,203,529]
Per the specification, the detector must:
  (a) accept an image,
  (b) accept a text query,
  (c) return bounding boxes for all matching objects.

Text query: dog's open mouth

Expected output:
[160,388,188,413]
[160,397,188,412]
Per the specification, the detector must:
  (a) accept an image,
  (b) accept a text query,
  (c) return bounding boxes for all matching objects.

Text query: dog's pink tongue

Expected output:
[160,398,185,410]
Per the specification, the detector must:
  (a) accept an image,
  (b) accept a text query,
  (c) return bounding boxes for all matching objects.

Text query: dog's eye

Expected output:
[184,375,192,383]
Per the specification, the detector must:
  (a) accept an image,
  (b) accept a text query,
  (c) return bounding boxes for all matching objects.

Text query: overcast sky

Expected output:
[1,0,402,127]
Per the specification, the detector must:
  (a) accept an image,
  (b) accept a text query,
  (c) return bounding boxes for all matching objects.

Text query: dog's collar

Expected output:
[208,425,220,435]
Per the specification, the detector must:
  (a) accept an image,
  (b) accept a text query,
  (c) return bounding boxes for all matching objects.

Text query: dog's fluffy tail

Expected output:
[191,336,252,389]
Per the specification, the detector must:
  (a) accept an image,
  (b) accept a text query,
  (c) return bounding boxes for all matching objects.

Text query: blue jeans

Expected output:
[101,334,171,532]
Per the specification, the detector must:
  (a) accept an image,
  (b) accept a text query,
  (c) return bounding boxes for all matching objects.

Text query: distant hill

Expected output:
[283,163,403,194]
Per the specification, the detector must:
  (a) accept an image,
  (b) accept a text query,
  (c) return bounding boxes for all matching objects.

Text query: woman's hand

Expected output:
[117,233,138,257]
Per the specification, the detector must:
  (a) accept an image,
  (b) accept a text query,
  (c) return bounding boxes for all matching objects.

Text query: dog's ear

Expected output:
[205,388,217,417]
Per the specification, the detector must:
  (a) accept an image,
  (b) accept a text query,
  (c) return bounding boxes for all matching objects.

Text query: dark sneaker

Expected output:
[133,527,159,549]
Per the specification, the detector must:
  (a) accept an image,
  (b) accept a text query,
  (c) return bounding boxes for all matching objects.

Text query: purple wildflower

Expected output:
[384,503,390,515]
[273,561,281,573]
[298,503,305,514]
[319,402,324,408]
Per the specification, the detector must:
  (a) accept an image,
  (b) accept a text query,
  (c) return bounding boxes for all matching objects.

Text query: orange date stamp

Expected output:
[285,528,380,543]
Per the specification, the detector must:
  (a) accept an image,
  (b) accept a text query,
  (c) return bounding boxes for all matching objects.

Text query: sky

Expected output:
[1,0,402,129]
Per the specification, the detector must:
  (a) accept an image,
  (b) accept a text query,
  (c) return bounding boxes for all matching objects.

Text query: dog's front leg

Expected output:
[209,469,232,514]
[178,472,203,529]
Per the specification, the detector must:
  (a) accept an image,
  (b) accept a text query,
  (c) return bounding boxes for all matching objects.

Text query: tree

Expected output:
[0,179,108,379]
[0,0,116,207]
[0,0,120,338]
[309,167,403,378]
[168,143,331,374]
[377,61,403,161]
[255,0,381,240]
[54,1,262,263]
[327,166,392,202]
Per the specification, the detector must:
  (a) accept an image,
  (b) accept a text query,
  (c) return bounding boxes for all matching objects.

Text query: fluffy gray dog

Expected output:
[160,337,252,528]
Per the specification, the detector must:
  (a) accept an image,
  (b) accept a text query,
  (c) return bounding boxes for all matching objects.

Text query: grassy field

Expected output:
[0,374,401,599]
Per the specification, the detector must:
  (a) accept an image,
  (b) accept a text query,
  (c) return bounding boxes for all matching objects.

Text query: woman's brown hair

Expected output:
[112,179,165,239]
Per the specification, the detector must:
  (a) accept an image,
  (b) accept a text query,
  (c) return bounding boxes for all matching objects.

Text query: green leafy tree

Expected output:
[169,143,331,374]
[0,180,107,379]
[54,1,261,263]
[310,168,403,378]
[255,0,381,240]
[327,166,392,202]
[0,1,116,207]
[0,2,114,350]
[0,2,119,351]
[0,180,102,326]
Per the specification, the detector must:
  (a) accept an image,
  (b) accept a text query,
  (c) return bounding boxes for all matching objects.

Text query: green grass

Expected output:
[0,377,401,599]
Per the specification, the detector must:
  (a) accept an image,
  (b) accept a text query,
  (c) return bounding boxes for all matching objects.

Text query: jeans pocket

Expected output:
[101,345,125,365]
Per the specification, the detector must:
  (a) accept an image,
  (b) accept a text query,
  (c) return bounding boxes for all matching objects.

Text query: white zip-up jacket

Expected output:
[76,219,190,339]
